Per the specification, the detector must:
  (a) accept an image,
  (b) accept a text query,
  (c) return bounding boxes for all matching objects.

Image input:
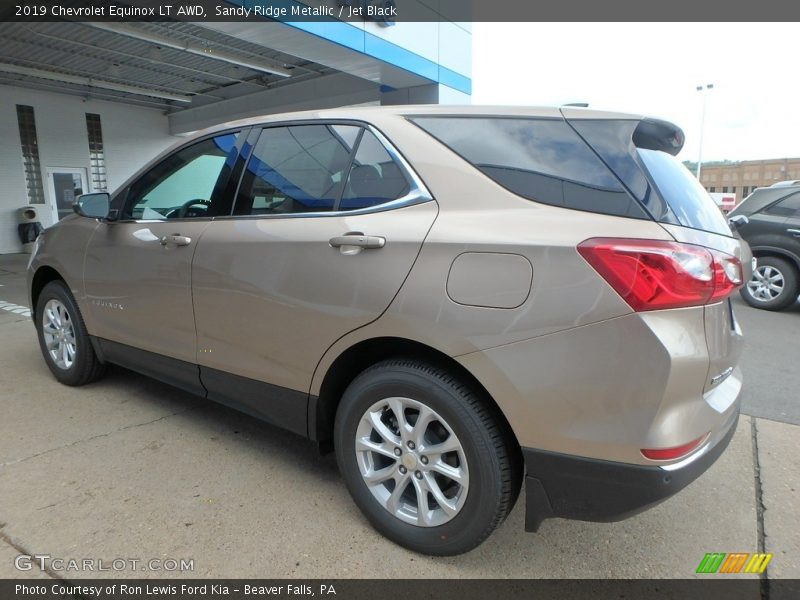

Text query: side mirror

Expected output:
[73,193,110,219]
[728,214,749,230]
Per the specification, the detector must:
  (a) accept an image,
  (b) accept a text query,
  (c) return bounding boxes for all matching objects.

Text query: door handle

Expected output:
[160,234,192,246]
[787,229,800,237]
[329,233,386,250]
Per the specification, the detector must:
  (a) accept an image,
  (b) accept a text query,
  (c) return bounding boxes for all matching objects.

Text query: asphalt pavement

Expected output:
[733,294,800,425]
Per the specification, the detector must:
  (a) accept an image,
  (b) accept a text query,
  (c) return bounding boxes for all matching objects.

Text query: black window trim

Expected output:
[221,119,431,221]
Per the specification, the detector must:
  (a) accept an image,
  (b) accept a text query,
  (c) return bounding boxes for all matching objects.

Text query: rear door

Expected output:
[191,122,436,428]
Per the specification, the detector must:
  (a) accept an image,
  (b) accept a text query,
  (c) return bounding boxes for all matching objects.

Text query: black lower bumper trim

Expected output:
[522,411,739,531]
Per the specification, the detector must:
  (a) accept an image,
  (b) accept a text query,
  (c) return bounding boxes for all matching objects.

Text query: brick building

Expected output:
[698,157,800,204]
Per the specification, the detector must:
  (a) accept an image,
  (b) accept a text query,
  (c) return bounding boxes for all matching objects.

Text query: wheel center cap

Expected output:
[402,454,417,470]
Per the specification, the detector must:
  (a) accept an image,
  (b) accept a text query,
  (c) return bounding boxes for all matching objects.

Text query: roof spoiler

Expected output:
[632,118,685,156]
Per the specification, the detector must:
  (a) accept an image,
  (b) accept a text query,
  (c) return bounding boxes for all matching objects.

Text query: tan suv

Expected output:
[28,106,750,555]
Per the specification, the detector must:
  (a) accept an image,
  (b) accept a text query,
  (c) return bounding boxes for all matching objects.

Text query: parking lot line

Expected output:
[0,300,31,318]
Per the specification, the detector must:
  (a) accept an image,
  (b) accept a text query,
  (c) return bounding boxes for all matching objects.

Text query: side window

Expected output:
[338,130,410,210]
[763,193,800,217]
[124,133,239,220]
[412,117,647,219]
[234,124,358,215]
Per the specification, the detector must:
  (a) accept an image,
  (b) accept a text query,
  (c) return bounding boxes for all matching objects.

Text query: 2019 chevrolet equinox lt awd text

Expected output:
[28,106,750,555]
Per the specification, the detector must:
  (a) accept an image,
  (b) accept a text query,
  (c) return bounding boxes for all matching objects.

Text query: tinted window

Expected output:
[125,133,238,220]
[339,130,410,210]
[235,124,358,215]
[763,193,800,217]
[412,117,647,219]
[638,149,732,236]
[569,119,677,224]
[730,188,797,217]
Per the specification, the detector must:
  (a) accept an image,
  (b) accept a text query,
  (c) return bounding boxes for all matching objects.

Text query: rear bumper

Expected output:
[522,408,739,531]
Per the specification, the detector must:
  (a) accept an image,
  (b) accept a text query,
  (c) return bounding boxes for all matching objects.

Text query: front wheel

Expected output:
[334,359,521,555]
[35,280,106,386]
[741,256,799,311]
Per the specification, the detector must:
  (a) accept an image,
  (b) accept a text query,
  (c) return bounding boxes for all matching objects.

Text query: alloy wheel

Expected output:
[747,265,785,302]
[354,396,469,527]
[42,299,77,370]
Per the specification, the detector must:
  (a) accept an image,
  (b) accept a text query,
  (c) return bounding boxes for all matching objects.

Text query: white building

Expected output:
[0,16,471,253]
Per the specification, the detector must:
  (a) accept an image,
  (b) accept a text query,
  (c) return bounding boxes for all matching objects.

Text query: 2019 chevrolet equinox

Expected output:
[28,106,750,555]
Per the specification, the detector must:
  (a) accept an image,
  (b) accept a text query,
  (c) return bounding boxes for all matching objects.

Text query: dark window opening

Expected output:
[86,113,107,192]
[16,105,45,204]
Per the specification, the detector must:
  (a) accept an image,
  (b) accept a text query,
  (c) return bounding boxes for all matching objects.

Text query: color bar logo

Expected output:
[696,552,773,574]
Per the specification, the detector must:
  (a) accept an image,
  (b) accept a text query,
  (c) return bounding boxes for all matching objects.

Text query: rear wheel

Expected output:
[35,280,106,386]
[334,359,521,555]
[741,256,799,311]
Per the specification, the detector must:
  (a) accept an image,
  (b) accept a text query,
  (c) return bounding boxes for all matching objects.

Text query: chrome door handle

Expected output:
[329,233,386,250]
[787,229,800,237]
[160,234,192,246]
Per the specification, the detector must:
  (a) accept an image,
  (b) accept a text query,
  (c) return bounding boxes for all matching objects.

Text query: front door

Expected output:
[46,167,89,223]
[191,124,437,400]
[83,131,241,373]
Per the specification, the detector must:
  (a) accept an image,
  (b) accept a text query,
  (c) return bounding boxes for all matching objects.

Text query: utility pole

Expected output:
[695,83,714,180]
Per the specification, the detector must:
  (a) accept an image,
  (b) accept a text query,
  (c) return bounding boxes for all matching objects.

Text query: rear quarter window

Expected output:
[411,116,648,219]
[763,192,800,217]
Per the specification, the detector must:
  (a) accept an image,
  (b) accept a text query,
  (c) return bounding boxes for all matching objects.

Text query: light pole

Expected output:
[695,83,714,180]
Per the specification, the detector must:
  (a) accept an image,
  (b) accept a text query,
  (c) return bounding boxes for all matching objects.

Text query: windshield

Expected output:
[638,148,732,236]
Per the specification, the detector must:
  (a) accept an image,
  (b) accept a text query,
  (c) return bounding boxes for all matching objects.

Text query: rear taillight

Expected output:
[641,433,709,461]
[577,238,743,311]
[709,251,744,302]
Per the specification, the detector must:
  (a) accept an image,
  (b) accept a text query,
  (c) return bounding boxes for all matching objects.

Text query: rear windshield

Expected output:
[637,148,732,236]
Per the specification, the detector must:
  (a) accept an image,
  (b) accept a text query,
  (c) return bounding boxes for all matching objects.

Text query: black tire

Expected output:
[334,359,521,556]
[740,256,799,311]
[35,280,106,386]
